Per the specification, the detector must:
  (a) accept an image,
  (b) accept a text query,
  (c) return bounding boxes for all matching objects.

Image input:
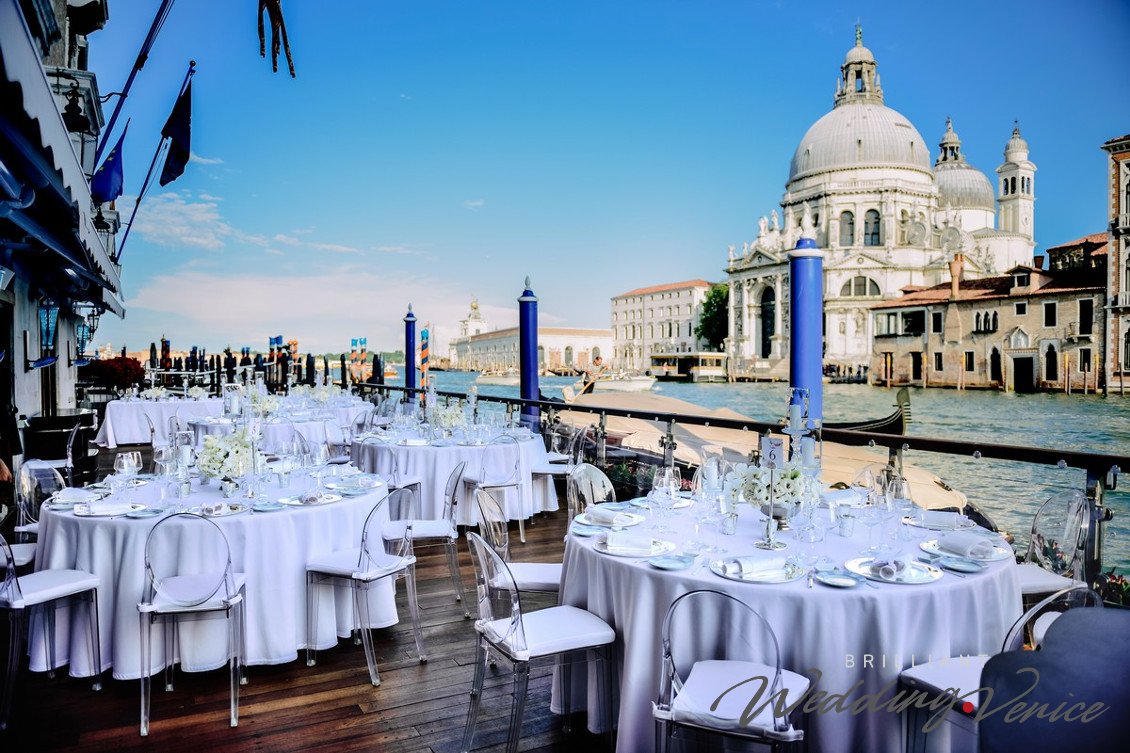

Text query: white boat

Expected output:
[573,374,656,393]
[476,369,520,386]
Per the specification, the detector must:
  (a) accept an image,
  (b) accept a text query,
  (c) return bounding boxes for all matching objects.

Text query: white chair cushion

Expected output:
[481,605,613,661]
[508,562,562,592]
[150,573,247,613]
[382,519,456,541]
[388,475,423,490]
[665,659,810,733]
[1031,612,1060,647]
[545,452,570,463]
[900,655,990,711]
[11,542,36,567]
[14,522,39,536]
[1016,562,1076,595]
[463,476,519,490]
[1,568,99,608]
[307,548,410,581]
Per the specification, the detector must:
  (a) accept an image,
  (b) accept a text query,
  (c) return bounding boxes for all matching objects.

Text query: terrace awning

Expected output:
[0,0,123,316]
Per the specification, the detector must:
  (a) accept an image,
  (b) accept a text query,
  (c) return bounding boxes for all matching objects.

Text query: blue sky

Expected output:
[87,0,1130,355]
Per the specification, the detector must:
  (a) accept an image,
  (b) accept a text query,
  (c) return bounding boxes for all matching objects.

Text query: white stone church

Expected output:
[726,27,1036,378]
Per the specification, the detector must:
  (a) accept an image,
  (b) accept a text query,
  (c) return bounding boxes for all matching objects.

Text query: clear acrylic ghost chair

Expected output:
[1,533,102,731]
[899,584,1102,753]
[383,461,470,616]
[566,463,617,522]
[690,449,727,497]
[460,532,615,753]
[544,423,576,463]
[360,441,423,502]
[138,513,247,736]
[462,434,528,542]
[12,462,66,567]
[305,488,427,684]
[322,419,352,464]
[474,489,560,593]
[1016,490,1088,598]
[653,590,807,753]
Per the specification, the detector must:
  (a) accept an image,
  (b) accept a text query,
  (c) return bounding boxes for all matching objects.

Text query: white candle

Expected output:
[177,444,193,468]
[789,403,802,430]
[801,436,816,466]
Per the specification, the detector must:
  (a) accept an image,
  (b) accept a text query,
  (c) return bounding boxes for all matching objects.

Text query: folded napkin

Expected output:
[300,491,323,505]
[604,531,654,555]
[56,487,101,503]
[869,557,910,580]
[585,505,635,527]
[80,502,133,516]
[822,488,868,507]
[403,438,428,447]
[937,531,994,559]
[920,510,962,530]
[724,556,787,577]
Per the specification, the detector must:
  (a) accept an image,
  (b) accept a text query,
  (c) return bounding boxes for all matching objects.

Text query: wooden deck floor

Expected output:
[3,465,602,752]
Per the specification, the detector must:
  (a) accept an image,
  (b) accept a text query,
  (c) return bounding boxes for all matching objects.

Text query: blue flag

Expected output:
[159,81,191,186]
[91,124,127,204]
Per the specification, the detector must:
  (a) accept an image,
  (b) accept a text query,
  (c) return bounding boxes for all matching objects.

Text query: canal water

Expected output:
[395,370,1130,572]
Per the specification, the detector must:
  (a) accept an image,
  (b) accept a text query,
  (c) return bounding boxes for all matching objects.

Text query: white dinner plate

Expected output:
[919,539,1012,562]
[278,493,343,506]
[125,507,166,519]
[814,570,864,588]
[903,515,978,531]
[194,503,249,518]
[930,555,988,573]
[573,511,645,528]
[569,523,604,537]
[252,501,286,513]
[845,556,943,585]
[628,496,692,510]
[709,558,806,584]
[648,554,696,570]
[594,538,676,558]
[74,503,146,517]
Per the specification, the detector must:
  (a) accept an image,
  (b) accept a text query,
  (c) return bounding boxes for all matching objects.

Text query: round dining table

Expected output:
[95,398,224,448]
[31,475,397,681]
[188,404,372,453]
[557,501,1021,753]
[352,434,558,525]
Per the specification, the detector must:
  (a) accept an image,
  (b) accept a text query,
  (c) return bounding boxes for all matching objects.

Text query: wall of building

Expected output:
[452,328,612,372]
[611,285,708,370]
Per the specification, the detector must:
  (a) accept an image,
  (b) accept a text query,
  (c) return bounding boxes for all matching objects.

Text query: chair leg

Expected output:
[560,654,573,733]
[43,603,56,679]
[601,647,616,752]
[305,572,319,667]
[88,590,103,691]
[506,661,531,753]
[460,641,488,753]
[239,596,248,686]
[352,582,380,686]
[1,610,25,731]
[163,618,176,691]
[404,565,428,662]
[140,613,152,736]
[445,539,471,618]
[228,604,240,727]
[517,515,526,544]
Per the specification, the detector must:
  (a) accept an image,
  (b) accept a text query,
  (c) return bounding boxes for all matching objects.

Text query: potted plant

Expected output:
[79,356,145,393]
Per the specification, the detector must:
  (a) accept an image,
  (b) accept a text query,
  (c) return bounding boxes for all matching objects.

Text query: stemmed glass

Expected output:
[888,475,921,541]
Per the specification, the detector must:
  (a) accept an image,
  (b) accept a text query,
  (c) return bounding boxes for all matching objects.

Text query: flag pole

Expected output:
[115,61,195,263]
[94,0,178,167]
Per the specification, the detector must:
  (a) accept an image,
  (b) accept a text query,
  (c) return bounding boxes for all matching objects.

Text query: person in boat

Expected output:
[579,356,608,395]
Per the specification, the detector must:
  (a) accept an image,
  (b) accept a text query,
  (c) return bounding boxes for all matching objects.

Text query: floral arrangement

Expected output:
[79,356,145,391]
[247,390,280,415]
[140,386,168,400]
[196,429,260,480]
[187,385,208,400]
[725,462,806,507]
[1097,568,1130,607]
[434,404,467,430]
[289,384,310,397]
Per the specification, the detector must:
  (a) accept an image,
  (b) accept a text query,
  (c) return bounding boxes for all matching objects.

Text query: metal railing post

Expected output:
[660,418,677,468]
[596,413,607,467]
[1083,467,1116,586]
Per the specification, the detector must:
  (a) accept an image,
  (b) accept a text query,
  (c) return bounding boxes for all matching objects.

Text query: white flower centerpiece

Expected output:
[196,429,263,493]
[140,386,167,400]
[187,385,208,400]
[247,390,280,417]
[435,404,466,436]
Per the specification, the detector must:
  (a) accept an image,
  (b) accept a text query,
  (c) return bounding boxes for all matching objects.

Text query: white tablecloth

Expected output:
[352,437,558,525]
[95,399,224,448]
[189,408,371,453]
[32,477,396,681]
[558,505,1021,753]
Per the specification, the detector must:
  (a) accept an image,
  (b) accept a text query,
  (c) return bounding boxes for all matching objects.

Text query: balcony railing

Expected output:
[1067,321,1095,340]
[1113,291,1130,309]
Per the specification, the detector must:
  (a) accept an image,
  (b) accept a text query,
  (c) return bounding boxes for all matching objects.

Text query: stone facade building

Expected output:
[868,235,1106,391]
[1102,133,1130,394]
[725,27,1035,380]
[610,280,711,371]
[450,324,611,373]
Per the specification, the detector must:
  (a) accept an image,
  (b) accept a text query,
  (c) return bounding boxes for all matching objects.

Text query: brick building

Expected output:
[1102,134,1130,394]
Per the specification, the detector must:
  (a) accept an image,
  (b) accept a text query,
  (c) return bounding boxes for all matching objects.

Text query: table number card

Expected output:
[760,436,784,469]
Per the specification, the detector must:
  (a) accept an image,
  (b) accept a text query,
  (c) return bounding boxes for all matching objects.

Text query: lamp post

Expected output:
[518,277,539,429]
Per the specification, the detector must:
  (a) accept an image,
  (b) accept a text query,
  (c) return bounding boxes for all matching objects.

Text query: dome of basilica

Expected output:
[788,102,933,183]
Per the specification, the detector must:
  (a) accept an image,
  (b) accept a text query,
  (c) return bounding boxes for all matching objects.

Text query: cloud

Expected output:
[310,242,361,254]
[123,191,232,250]
[197,192,223,201]
[273,233,301,246]
[189,152,224,165]
[399,93,413,100]
[462,199,485,209]
[263,248,285,256]
[375,244,425,256]
[125,267,516,354]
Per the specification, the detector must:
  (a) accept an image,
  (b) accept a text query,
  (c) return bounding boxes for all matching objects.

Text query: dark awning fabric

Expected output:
[0,0,123,314]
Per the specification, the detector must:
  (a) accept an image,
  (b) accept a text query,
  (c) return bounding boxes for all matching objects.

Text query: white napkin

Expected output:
[938,531,994,559]
[870,557,910,580]
[822,488,868,507]
[300,491,323,505]
[920,510,962,530]
[724,556,787,576]
[55,488,100,503]
[404,438,428,446]
[604,531,654,555]
[585,506,634,526]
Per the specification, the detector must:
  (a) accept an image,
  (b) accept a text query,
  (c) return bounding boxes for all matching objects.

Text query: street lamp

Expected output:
[25,299,60,371]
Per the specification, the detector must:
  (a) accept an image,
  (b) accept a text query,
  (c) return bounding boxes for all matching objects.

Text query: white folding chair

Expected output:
[1,533,102,731]
[137,513,247,736]
[460,532,615,753]
[305,488,427,685]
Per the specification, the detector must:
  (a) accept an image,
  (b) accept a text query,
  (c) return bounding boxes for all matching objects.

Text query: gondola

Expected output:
[824,386,911,435]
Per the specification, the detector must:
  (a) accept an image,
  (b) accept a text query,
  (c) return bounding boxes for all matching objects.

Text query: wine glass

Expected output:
[888,475,921,541]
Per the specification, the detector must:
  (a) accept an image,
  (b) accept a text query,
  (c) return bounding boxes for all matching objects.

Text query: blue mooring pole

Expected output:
[403,305,417,400]
[789,236,824,423]
[518,276,539,429]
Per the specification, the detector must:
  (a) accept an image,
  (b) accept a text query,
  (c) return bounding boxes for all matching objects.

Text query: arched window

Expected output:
[864,209,881,246]
[759,287,776,358]
[1124,330,1130,369]
[898,209,909,243]
[564,346,574,366]
[591,347,601,361]
[991,312,998,331]
[839,276,881,297]
[1046,344,1058,381]
[1010,176,1016,195]
[975,313,982,331]
[839,211,854,246]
